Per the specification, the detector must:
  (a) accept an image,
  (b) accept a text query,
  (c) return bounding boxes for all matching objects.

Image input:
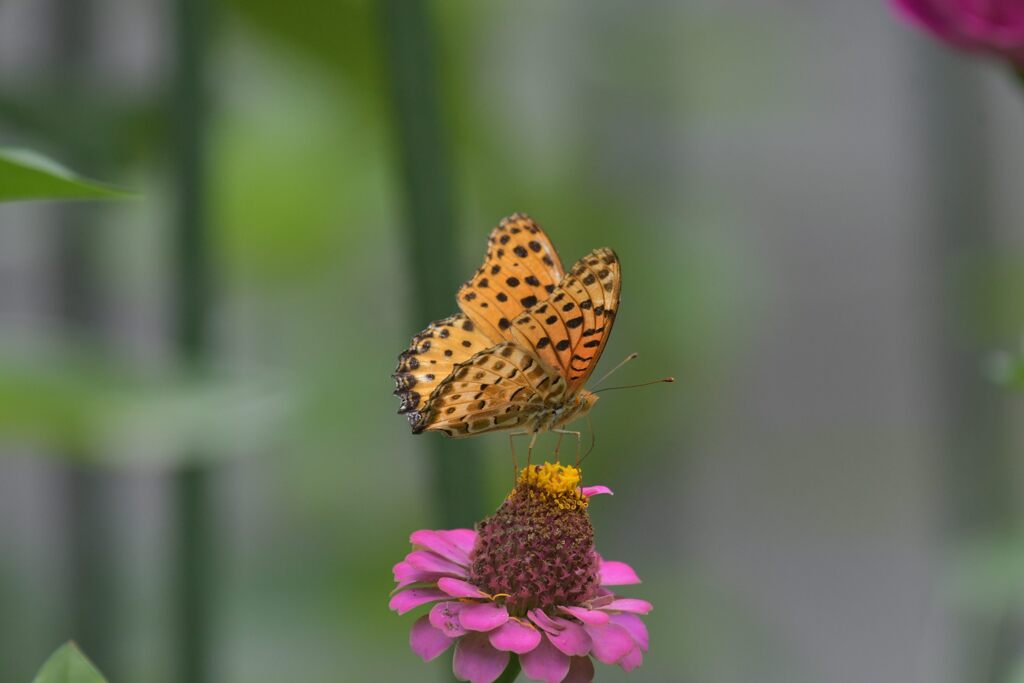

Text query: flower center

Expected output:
[469,463,600,616]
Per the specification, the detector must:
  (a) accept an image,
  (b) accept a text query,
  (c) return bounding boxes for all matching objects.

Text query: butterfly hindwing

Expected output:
[457,213,566,342]
[394,314,493,425]
[506,248,620,392]
[414,342,567,437]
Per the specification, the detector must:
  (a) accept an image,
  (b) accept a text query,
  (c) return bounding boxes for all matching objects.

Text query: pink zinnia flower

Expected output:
[891,0,1024,66]
[389,462,650,683]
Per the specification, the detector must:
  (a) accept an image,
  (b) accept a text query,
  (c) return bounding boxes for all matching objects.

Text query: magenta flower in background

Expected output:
[389,463,650,683]
[891,0,1024,65]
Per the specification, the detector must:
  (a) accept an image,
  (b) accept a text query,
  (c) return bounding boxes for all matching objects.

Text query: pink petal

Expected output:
[392,561,426,588]
[520,634,570,683]
[619,645,643,672]
[459,601,509,632]
[453,631,510,683]
[410,615,453,661]
[389,588,448,615]
[598,560,641,586]
[601,598,653,615]
[527,608,565,634]
[393,560,416,582]
[410,529,472,566]
[393,561,446,590]
[527,611,592,657]
[430,601,468,638]
[562,656,595,683]
[580,485,612,497]
[890,0,959,42]
[406,550,467,576]
[609,613,648,652]
[441,528,477,557]
[438,577,487,599]
[547,621,592,657]
[558,606,609,625]
[488,618,542,653]
[584,622,635,664]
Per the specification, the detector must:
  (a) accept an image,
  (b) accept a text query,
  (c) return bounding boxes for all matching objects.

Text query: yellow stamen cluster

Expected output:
[513,462,588,511]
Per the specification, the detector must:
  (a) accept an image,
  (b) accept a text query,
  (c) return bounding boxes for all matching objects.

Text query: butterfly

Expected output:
[393,213,620,454]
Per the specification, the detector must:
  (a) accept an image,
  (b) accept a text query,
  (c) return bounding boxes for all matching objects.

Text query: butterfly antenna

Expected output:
[578,414,597,466]
[593,353,639,388]
[594,377,674,393]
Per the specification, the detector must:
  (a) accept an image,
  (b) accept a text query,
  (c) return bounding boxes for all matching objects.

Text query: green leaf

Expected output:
[0,148,133,202]
[0,348,293,465]
[31,643,108,683]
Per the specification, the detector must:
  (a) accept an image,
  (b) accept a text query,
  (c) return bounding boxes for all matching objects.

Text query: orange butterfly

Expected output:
[394,213,621,457]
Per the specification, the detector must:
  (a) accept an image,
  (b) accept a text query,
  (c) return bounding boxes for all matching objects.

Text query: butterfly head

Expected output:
[575,389,599,415]
[552,390,598,431]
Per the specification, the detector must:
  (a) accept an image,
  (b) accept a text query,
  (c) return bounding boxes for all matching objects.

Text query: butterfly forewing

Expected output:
[456,213,566,342]
[415,342,567,437]
[506,248,621,392]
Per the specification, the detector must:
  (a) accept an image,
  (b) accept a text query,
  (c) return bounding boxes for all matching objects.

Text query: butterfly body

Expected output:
[394,214,619,441]
[528,389,598,435]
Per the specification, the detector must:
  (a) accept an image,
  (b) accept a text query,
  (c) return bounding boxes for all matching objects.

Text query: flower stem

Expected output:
[495,656,521,683]
[171,0,214,681]
[378,0,485,529]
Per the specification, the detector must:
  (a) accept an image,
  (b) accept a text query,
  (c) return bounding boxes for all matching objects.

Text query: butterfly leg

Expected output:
[526,431,540,466]
[508,431,530,482]
[577,414,597,466]
[553,432,566,462]
[552,429,581,466]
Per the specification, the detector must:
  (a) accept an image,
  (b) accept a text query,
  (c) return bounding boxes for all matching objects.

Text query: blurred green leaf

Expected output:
[0,91,167,169]
[31,643,108,683]
[0,148,132,202]
[0,350,293,466]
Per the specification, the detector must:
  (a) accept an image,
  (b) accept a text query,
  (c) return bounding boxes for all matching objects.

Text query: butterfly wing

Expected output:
[456,213,566,341]
[393,314,494,427]
[413,341,567,437]
[505,248,621,393]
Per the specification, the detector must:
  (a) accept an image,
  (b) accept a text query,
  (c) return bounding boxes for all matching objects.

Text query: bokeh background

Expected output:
[2,1,1024,682]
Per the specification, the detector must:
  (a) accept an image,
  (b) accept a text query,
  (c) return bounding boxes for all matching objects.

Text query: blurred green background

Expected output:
[3,1,1024,682]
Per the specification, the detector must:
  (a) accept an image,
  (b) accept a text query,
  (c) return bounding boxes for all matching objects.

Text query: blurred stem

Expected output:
[379,0,484,528]
[919,48,1013,683]
[49,0,117,677]
[171,0,214,682]
[495,656,521,682]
